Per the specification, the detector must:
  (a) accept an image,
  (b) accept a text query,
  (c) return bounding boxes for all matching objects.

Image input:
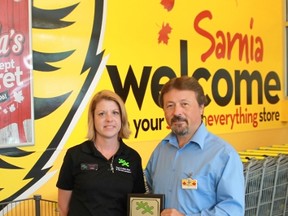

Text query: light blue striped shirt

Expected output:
[145,123,245,216]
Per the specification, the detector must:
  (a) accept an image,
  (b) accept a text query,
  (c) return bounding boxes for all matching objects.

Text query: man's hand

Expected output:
[161,208,185,216]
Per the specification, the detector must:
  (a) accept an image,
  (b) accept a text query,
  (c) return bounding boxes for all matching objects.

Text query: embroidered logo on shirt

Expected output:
[118,158,129,167]
[115,158,131,173]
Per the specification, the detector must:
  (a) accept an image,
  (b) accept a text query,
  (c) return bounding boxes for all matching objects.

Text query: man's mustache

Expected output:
[171,115,187,123]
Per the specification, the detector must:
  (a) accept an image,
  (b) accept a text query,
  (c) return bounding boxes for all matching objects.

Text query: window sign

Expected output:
[0,0,34,148]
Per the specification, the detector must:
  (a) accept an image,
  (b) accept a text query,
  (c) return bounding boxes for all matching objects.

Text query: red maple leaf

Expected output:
[160,0,175,11]
[158,23,172,44]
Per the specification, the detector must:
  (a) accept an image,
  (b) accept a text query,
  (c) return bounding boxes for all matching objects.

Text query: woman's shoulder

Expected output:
[67,140,93,153]
[120,140,141,158]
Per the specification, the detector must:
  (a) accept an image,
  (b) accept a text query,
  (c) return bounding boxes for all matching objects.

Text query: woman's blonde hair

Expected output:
[87,90,131,141]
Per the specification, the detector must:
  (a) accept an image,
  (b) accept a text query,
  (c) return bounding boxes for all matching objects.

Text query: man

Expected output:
[145,76,245,216]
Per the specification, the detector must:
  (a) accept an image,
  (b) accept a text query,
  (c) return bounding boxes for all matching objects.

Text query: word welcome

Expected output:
[106,40,280,109]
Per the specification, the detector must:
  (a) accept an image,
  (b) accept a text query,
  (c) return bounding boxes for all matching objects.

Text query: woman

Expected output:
[57,90,146,216]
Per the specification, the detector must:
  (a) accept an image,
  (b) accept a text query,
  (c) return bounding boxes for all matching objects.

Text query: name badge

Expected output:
[182,178,197,189]
[81,163,98,171]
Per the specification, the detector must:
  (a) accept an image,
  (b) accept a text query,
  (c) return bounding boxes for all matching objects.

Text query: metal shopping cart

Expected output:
[243,154,288,216]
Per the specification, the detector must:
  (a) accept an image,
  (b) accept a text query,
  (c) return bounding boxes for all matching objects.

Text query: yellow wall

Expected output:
[1,0,288,208]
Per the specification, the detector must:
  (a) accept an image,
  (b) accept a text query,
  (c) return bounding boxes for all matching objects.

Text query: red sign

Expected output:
[0,0,33,147]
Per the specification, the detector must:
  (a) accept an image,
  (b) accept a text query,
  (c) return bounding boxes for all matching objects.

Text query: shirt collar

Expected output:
[162,122,208,149]
[81,139,126,156]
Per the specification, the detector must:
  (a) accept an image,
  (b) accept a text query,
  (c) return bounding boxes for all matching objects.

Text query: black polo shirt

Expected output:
[57,140,146,216]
